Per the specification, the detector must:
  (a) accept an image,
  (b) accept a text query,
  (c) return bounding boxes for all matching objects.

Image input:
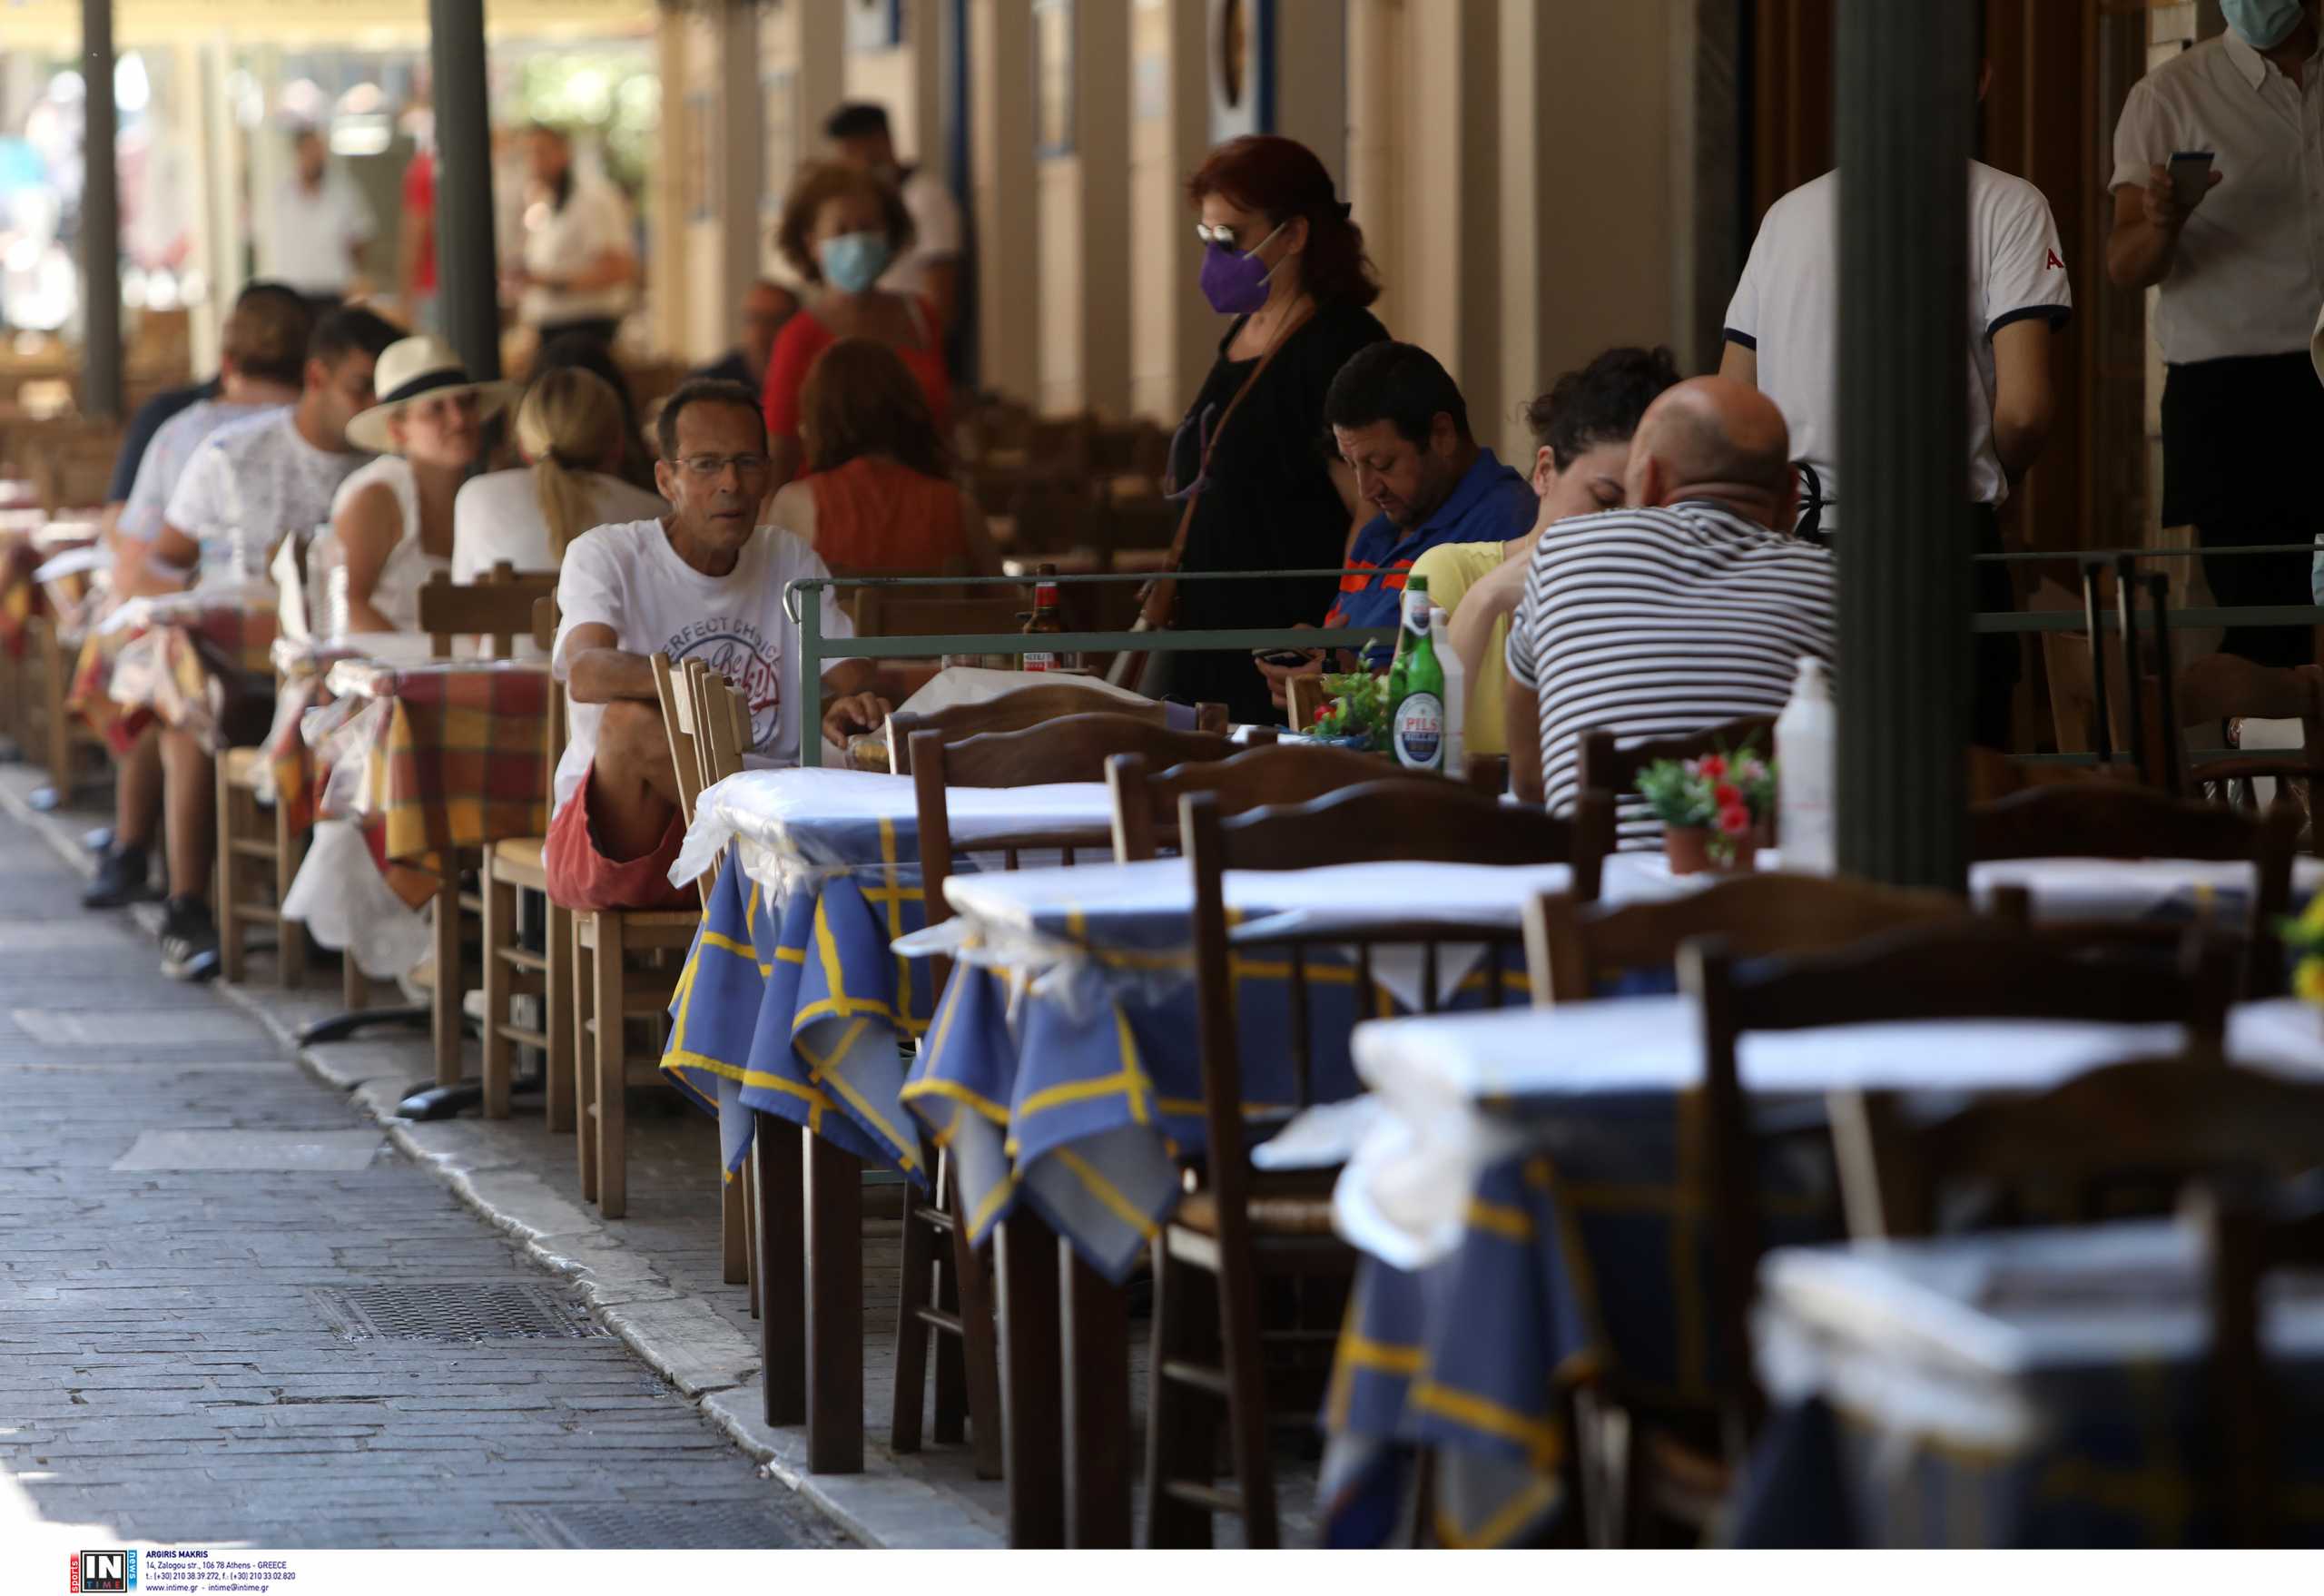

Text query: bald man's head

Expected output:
[1623,377,1798,532]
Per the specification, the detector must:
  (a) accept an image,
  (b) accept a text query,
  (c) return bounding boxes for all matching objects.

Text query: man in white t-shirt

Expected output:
[509,124,639,348]
[79,287,312,914]
[261,128,377,304]
[144,307,399,982]
[1720,62,2071,748]
[546,380,890,911]
[826,103,963,340]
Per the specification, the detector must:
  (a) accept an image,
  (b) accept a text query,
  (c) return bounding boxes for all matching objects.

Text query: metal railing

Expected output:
[786,568,1395,767]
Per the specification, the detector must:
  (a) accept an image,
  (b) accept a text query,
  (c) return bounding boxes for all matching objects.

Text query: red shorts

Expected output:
[543,773,698,912]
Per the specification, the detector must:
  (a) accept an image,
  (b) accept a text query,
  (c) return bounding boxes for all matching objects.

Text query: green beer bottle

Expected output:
[1389,581,1445,772]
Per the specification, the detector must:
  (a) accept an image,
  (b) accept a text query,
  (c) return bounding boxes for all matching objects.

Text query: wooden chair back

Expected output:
[533,595,566,795]
[887,680,1226,773]
[1576,714,1778,868]
[1971,781,2301,994]
[418,563,560,659]
[1006,478,1102,557]
[2206,1187,2324,1548]
[1830,1055,2324,1242]
[1677,919,2235,1453]
[910,714,1242,940]
[1107,740,1394,863]
[849,589,1029,642]
[1524,872,1978,1006]
[2162,652,2324,826]
[650,653,707,832]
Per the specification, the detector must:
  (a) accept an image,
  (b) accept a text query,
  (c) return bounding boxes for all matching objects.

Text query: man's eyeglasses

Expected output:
[674,453,773,479]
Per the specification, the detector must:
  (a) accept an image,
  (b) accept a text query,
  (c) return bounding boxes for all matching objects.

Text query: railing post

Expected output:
[1836,0,1974,890]
[799,579,823,769]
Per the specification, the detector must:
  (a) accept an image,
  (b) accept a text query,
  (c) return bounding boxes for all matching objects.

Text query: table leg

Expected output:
[804,1131,863,1473]
[431,853,461,1088]
[1062,1239,1132,1548]
[754,1112,806,1427]
[997,1209,1064,1547]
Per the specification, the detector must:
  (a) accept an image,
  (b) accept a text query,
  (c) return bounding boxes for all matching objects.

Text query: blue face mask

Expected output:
[2223,0,2308,50]
[818,231,893,294]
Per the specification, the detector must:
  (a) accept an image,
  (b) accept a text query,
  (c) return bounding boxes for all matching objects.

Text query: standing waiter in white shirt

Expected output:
[2111,0,2324,667]
[1722,61,2072,750]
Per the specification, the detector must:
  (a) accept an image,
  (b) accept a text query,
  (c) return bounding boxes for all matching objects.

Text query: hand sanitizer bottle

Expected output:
[1777,656,1836,874]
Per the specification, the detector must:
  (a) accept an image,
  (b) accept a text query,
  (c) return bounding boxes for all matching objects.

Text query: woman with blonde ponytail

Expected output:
[452,365,665,583]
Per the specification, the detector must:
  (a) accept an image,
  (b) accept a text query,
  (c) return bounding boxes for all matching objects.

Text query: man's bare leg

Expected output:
[585,698,685,859]
[84,730,163,907]
[156,727,222,979]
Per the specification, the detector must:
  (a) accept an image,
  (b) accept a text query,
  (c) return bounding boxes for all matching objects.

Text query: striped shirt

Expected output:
[1505,499,1835,842]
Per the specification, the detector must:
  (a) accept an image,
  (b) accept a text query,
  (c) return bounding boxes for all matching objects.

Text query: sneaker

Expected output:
[81,845,154,909]
[159,897,222,982]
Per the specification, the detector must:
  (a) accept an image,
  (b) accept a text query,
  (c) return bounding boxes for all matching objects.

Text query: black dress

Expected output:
[1158,300,1389,724]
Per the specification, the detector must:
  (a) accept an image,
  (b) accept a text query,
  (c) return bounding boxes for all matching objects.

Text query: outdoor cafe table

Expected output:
[70,588,278,754]
[1732,1217,2324,1546]
[287,655,553,1084]
[1314,994,2324,1548]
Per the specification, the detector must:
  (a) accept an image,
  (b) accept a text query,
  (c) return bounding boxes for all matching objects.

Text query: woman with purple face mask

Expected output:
[1140,135,1388,724]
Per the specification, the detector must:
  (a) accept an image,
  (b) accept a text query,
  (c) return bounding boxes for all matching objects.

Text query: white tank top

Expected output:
[316,455,453,638]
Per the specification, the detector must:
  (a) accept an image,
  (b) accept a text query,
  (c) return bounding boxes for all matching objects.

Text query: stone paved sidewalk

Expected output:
[0,801,849,1552]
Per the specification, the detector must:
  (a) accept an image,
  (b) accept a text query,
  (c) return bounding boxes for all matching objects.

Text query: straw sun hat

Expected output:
[344,334,518,454]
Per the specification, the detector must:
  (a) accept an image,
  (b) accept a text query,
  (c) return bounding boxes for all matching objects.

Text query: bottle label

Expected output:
[1022,652,1055,673]
[1035,583,1059,608]
[1392,693,1444,770]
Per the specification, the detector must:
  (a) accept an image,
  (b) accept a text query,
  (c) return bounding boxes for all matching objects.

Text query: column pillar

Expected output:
[1072,0,1129,418]
[721,1,765,338]
[1128,0,1211,422]
[970,0,1039,403]
[1835,0,1974,888]
[80,0,122,419]
[429,0,500,379]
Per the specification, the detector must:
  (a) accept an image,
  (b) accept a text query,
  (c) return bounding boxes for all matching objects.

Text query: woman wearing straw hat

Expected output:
[318,334,516,636]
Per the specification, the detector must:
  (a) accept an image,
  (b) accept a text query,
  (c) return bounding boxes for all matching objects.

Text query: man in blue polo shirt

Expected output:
[1256,341,1535,711]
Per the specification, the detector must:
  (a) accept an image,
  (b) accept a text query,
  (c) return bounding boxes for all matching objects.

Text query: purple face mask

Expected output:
[1198,222,1287,317]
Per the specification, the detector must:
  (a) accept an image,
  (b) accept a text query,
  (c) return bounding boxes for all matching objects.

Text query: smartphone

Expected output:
[1253,649,1315,668]
[2169,150,2215,211]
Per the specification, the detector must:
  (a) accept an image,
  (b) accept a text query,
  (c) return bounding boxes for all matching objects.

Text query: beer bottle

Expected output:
[1389,582,1445,773]
[1021,564,1073,673]
[1385,573,1427,708]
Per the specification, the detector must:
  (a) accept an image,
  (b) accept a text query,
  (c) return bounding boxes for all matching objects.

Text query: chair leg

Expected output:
[1214,1223,1280,1549]
[593,916,627,1218]
[44,627,74,797]
[215,761,245,985]
[722,1167,748,1286]
[545,899,574,1133]
[931,1234,968,1446]
[1143,1242,1218,1549]
[744,1153,760,1321]
[342,930,369,1010]
[275,798,306,989]
[891,1171,939,1454]
[480,867,516,1120]
[946,1161,1005,1482]
[573,915,598,1203]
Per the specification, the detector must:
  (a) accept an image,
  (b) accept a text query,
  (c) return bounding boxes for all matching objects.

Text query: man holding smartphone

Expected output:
[2110,0,2324,666]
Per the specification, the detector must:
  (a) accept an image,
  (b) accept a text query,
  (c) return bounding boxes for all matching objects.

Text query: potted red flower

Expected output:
[1635,744,1777,874]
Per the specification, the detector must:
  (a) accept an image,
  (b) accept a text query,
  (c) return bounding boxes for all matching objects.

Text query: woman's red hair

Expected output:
[1187,134,1380,310]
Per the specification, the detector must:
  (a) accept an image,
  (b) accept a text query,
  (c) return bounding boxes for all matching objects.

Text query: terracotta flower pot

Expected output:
[1665,825,1759,877]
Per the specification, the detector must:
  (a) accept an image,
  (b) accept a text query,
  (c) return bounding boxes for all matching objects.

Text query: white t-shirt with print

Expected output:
[117,399,288,545]
[1723,161,2073,530]
[548,518,854,813]
[162,409,370,586]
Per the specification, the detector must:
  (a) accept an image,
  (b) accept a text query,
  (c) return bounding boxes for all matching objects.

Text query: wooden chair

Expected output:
[1108,739,1445,866]
[408,563,566,1084]
[1970,781,2301,998]
[217,532,320,988]
[480,596,571,1124]
[1153,782,1588,1548]
[1666,920,2236,1541]
[1575,715,1778,871]
[894,713,1244,1485]
[1830,1053,2324,1243]
[569,666,704,1219]
[887,681,1229,773]
[2205,1186,2324,1547]
[2159,646,2324,832]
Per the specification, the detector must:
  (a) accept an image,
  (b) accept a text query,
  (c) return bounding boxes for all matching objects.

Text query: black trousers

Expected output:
[2162,352,2324,668]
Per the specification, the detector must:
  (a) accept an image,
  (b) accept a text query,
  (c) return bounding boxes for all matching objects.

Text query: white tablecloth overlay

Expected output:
[1330,997,2324,1271]
[1756,1217,2324,1452]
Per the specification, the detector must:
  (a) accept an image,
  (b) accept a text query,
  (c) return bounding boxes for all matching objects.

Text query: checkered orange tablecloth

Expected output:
[353,661,553,865]
[69,599,279,754]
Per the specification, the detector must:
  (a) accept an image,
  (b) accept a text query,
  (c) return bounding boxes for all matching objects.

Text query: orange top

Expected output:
[762,304,951,443]
[803,456,970,573]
